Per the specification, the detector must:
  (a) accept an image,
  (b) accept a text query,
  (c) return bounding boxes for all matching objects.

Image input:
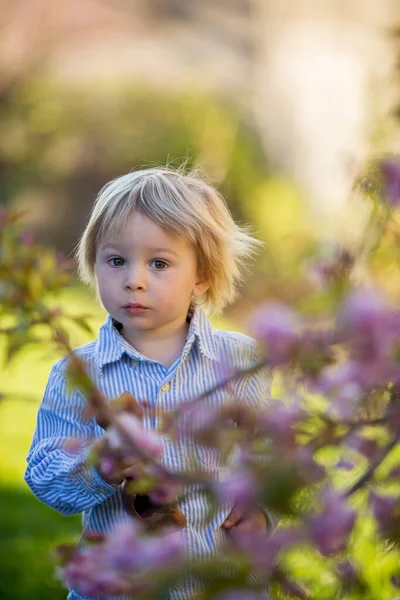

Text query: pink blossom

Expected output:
[295,446,326,484]
[369,491,399,537]
[380,158,400,206]
[131,531,184,571]
[335,289,400,388]
[172,401,220,438]
[61,519,184,597]
[249,302,302,365]
[329,382,361,421]
[309,489,356,556]
[317,364,362,420]
[99,455,120,479]
[231,527,303,572]
[317,363,358,395]
[337,289,397,362]
[107,413,163,460]
[105,520,184,573]
[214,470,258,507]
[263,404,306,445]
[62,545,123,597]
[104,520,142,571]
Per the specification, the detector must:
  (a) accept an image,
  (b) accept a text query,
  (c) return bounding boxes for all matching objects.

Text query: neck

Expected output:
[121,315,190,368]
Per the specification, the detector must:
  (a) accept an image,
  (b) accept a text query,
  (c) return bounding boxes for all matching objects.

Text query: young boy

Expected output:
[25,167,274,600]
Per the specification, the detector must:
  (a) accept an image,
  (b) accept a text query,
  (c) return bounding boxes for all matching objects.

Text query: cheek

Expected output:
[94,262,103,282]
[159,270,195,291]
[96,267,115,298]
[96,282,108,307]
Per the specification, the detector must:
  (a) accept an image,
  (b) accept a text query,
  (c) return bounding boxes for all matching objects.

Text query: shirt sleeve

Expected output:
[235,340,275,411]
[236,341,280,531]
[24,363,117,516]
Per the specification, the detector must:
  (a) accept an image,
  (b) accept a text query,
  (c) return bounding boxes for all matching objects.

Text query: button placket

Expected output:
[155,379,171,430]
[174,580,184,591]
[159,382,173,443]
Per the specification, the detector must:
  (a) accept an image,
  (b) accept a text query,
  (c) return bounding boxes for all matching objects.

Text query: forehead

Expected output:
[97,212,191,252]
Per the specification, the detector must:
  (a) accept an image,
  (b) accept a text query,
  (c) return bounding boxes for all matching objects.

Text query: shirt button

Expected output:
[132,360,139,368]
[161,382,170,392]
[163,433,172,442]
[174,581,184,591]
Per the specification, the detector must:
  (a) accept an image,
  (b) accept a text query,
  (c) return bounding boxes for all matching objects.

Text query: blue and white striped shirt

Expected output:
[25,308,273,600]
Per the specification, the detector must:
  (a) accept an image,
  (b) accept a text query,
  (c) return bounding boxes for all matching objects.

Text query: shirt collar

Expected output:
[184,306,218,362]
[95,306,218,369]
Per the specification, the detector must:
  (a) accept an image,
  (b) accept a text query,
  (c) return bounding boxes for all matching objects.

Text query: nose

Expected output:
[124,264,147,291]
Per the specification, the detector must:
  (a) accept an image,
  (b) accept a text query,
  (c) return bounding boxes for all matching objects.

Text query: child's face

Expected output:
[95,212,209,340]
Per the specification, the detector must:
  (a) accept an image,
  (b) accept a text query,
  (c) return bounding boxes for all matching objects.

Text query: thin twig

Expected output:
[344,436,398,498]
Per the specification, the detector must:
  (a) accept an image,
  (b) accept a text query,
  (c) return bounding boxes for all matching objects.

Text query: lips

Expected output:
[122,303,150,314]
[123,303,148,309]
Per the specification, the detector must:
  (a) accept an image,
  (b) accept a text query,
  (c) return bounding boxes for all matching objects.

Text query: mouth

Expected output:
[123,303,148,309]
[122,303,149,314]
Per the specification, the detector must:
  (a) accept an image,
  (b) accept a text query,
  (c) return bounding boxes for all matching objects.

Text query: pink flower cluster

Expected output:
[57,286,400,598]
[61,520,185,598]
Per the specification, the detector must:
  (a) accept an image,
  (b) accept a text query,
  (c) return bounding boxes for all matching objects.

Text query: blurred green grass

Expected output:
[0,488,80,600]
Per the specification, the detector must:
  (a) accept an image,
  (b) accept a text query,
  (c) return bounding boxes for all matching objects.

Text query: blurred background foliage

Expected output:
[0,76,316,315]
[1,0,400,598]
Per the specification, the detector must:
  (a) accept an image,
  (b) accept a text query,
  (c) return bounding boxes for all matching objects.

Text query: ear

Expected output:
[192,277,210,299]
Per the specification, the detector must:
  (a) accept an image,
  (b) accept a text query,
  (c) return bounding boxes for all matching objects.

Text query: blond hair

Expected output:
[75,166,262,315]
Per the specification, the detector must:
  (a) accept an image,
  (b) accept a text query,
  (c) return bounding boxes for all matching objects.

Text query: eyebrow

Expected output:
[99,243,179,257]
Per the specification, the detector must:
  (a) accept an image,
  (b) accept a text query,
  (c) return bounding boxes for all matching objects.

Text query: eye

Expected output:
[108,257,125,268]
[150,259,168,270]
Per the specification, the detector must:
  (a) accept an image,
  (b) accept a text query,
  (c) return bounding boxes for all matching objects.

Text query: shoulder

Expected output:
[38,340,99,407]
[50,339,99,376]
[213,329,257,352]
[212,328,273,402]
[212,328,260,369]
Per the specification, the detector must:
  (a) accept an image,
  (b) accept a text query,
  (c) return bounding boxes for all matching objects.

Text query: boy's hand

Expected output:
[92,436,142,486]
[222,504,268,535]
[99,456,142,486]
